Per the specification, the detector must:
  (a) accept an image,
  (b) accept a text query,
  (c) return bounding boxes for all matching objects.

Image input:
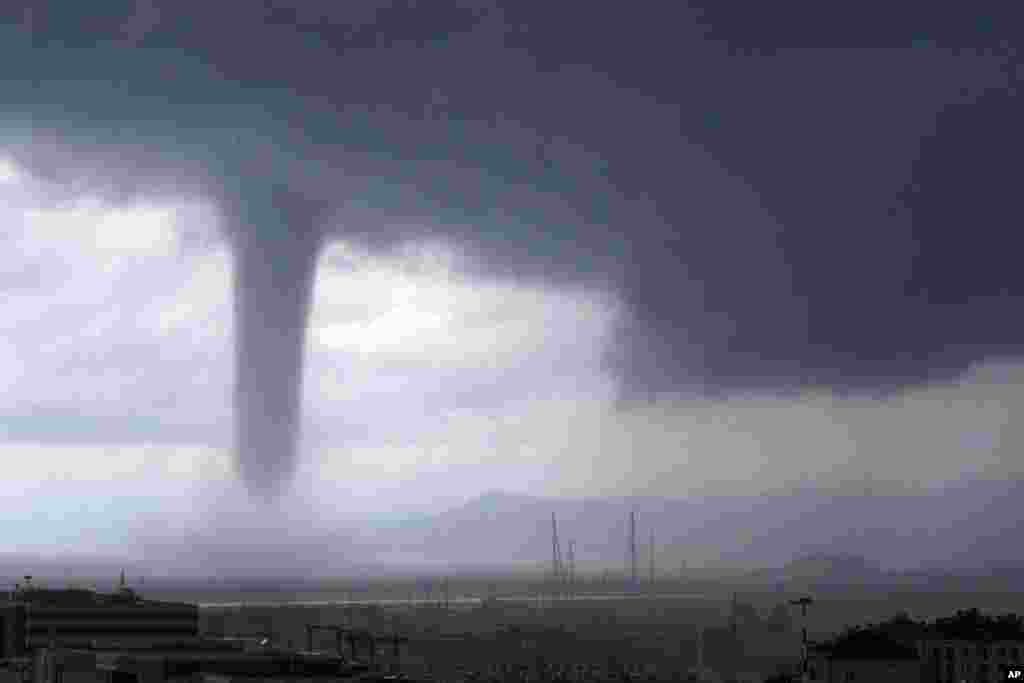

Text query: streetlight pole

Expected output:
[789,597,814,681]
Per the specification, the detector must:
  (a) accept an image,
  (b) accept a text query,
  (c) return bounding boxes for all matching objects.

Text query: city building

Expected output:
[1,581,198,654]
[916,608,1024,683]
[918,639,1024,683]
[0,579,427,683]
[807,608,1024,683]
[806,633,920,682]
[28,643,369,683]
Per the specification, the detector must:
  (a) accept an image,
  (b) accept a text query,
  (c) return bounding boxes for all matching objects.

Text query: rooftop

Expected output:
[4,586,193,609]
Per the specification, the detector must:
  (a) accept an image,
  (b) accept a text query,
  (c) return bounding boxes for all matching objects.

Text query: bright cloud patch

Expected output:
[299,360,1024,517]
[302,238,623,505]
[0,156,231,444]
[297,238,626,515]
[312,240,617,364]
[0,156,23,184]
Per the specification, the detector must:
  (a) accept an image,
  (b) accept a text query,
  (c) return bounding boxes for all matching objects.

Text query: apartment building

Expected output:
[807,608,1024,683]
[918,639,1024,682]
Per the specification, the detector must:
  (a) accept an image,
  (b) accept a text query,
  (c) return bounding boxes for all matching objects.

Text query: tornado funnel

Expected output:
[225,184,330,500]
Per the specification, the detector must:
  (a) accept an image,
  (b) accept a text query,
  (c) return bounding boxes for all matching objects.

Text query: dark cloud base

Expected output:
[2,2,1023,421]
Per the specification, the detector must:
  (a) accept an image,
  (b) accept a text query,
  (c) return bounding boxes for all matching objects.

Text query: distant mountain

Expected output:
[12,478,1022,582]
[375,478,1024,575]
[746,553,886,587]
[784,553,881,577]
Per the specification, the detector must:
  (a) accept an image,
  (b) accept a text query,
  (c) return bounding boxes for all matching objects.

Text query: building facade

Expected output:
[805,652,920,683]
[0,605,26,660]
[917,639,1024,683]
[806,633,920,683]
[1,587,198,655]
[807,618,1024,683]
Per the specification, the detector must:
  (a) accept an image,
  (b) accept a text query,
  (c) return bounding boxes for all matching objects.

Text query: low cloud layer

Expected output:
[0,161,230,443]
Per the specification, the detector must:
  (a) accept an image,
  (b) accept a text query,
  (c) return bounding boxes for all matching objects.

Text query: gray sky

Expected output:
[3,158,1023,565]
[1,2,1022,568]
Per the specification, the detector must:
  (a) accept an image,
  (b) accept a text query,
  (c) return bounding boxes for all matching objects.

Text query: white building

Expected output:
[918,638,1024,683]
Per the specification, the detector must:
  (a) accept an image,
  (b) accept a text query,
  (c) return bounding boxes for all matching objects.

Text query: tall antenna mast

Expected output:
[566,540,576,594]
[648,531,655,586]
[629,509,637,588]
[551,512,563,593]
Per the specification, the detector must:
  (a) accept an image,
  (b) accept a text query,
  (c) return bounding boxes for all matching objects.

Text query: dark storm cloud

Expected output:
[3,3,1022,441]
[501,3,1024,397]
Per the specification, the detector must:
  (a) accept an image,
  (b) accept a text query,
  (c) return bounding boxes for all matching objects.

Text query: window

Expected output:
[1000,648,1007,657]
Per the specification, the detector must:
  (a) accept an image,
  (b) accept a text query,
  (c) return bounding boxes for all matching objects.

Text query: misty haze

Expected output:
[1,3,1023,682]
